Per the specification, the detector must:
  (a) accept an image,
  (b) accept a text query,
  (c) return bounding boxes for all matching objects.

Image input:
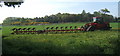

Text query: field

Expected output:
[1,22,120,54]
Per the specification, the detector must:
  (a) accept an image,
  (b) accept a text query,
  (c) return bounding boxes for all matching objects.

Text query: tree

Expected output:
[99,8,113,22]
[100,8,110,14]
[81,10,87,22]
[93,11,101,17]
[81,10,86,15]
[2,9,115,25]
[0,0,24,8]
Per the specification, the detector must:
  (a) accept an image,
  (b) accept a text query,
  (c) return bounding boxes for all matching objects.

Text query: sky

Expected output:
[0,0,119,24]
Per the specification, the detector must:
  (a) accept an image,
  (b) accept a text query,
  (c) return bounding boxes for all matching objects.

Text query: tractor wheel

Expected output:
[103,27,112,30]
[85,25,95,31]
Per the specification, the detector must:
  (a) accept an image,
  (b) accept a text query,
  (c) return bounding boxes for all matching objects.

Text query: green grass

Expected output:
[2,22,120,54]
[110,23,118,28]
[2,22,85,36]
[2,22,118,36]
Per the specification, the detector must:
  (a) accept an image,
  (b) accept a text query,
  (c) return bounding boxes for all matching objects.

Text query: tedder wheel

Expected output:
[37,30,44,34]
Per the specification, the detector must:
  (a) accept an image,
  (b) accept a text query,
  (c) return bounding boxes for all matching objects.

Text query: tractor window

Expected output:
[93,18,97,22]
[93,17,104,24]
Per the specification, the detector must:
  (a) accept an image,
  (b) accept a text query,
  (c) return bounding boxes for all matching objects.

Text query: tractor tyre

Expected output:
[85,26,95,31]
[103,27,112,30]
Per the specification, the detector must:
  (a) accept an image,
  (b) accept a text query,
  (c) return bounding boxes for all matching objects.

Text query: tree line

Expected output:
[3,9,120,25]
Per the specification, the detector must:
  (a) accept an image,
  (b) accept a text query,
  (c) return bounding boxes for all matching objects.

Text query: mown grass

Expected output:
[2,22,118,36]
[2,22,120,54]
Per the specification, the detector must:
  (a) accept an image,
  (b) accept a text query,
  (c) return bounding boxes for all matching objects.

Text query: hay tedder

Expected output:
[11,17,112,34]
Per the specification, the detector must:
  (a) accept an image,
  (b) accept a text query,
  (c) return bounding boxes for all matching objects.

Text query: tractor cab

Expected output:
[82,17,112,31]
[93,17,104,24]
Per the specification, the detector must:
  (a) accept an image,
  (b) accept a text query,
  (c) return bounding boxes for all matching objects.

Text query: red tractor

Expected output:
[81,17,112,31]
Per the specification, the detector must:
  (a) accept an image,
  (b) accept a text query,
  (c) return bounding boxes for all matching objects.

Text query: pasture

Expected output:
[2,22,120,54]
